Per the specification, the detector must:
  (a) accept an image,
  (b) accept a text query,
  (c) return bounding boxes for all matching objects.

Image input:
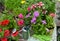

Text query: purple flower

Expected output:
[26,13,31,18]
[31,17,36,24]
[42,20,46,24]
[34,11,39,17]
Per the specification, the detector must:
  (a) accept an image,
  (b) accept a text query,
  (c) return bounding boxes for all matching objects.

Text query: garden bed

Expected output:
[0,0,55,41]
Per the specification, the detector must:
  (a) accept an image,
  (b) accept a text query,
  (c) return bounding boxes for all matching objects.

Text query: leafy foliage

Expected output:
[0,0,55,41]
[33,34,51,41]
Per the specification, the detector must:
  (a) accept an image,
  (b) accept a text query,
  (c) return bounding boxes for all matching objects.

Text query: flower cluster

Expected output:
[27,2,44,12]
[31,11,39,24]
[0,19,19,41]
[0,0,55,41]
[25,1,55,35]
[18,13,24,26]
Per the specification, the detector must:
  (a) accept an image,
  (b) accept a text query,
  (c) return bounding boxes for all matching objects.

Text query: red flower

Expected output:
[4,30,10,37]
[1,20,10,26]
[12,31,18,37]
[50,13,56,17]
[1,38,7,41]
[17,20,24,26]
[0,28,2,32]
[27,7,31,12]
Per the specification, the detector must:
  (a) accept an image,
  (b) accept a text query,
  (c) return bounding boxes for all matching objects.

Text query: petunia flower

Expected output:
[17,20,24,26]
[31,17,36,24]
[1,38,7,41]
[31,4,36,9]
[26,13,31,18]
[18,13,24,19]
[0,28,2,32]
[38,2,44,7]
[34,11,39,17]
[1,20,10,26]
[36,3,40,6]
[42,20,46,24]
[50,13,55,17]
[27,7,31,12]
[4,30,10,37]
[12,31,19,37]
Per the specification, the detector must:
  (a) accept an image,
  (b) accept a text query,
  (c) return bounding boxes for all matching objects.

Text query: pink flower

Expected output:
[26,13,31,18]
[18,14,24,19]
[38,2,44,7]
[31,4,36,9]
[50,13,55,17]
[27,7,31,12]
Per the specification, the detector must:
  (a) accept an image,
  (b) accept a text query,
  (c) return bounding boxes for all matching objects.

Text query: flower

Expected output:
[17,20,24,26]
[12,31,18,37]
[26,13,31,18]
[42,20,46,24]
[36,3,40,6]
[0,28,2,32]
[4,30,10,37]
[50,13,55,17]
[1,20,10,26]
[34,11,39,17]
[31,4,36,9]
[38,2,44,7]
[27,7,31,12]
[21,0,26,4]
[31,17,36,24]
[18,13,24,19]
[1,38,7,41]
